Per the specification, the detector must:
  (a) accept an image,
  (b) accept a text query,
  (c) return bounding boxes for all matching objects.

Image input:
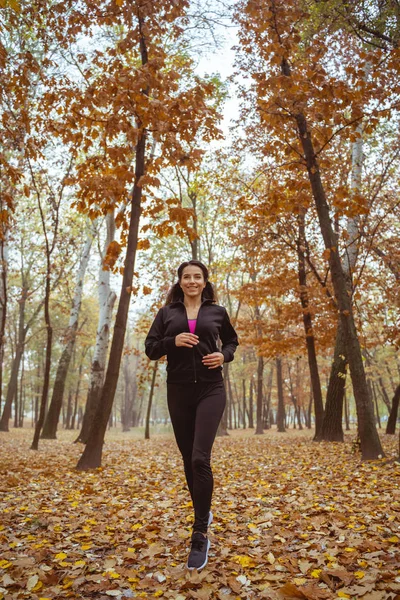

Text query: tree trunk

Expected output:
[227,369,234,430]
[242,379,246,429]
[255,356,264,434]
[378,376,392,414]
[0,231,9,415]
[276,356,285,432]
[296,209,324,438]
[321,73,365,440]
[0,287,27,432]
[217,363,229,436]
[306,388,312,429]
[372,381,381,429]
[263,366,273,429]
[248,376,254,429]
[121,352,131,432]
[319,320,346,442]
[282,56,383,459]
[13,366,19,428]
[76,19,148,470]
[386,384,400,434]
[344,387,350,430]
[145,361,158,440]
[65,390,73,430]
[76,214,117,444]
[41,222,96,439]
[31,270,53,450]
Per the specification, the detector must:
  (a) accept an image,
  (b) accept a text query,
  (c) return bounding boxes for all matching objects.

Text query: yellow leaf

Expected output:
[355,571,365,579]
[344,547,355,552]
[81,544,92,550]
[311,569,321,578]
[337,593,350,599]
[31,581,43,592]
[0,560,12,569]
[388,536,399,543]
[233,554,256,568]
[74,560,86,566]
[357,560,367,567]
[324,554,336,561]
[154,592,164,598]
[131,523,142,530]
[55,552,67,560]
[293,578,306,585]
[110,573,120,579]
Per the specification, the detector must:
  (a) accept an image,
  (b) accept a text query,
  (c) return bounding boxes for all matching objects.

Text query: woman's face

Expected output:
[180,265,206,300]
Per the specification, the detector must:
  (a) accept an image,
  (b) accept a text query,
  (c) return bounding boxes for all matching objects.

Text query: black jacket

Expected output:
[145,300,239,383]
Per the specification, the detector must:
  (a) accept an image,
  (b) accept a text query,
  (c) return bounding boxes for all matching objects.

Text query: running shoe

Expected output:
[187,532,210,571]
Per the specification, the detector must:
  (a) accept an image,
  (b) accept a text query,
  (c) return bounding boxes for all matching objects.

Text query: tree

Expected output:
[75,214,117,444]
[74,0,222,469]
[296,207,324,438]
[235,0,385,459]
[386,384,400,435]
[41,219,97,439]
[30,165,63,450]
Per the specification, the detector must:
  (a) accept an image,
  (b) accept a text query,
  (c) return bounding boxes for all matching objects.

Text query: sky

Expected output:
[193,19,241,140]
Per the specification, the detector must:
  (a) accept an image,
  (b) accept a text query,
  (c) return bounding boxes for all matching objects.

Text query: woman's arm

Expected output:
[220,308,239,363]
[145,308,177,360]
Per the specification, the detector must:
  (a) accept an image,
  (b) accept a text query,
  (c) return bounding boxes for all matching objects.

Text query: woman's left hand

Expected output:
[202,352,224,369]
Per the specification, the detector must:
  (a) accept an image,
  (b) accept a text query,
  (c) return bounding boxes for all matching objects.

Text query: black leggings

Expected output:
[167,381,226,534]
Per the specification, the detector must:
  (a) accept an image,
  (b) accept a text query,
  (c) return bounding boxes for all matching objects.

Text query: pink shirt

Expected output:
[188,319,197,334]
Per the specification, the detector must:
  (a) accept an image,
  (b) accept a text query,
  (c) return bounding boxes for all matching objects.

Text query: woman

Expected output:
[145,260,239,571]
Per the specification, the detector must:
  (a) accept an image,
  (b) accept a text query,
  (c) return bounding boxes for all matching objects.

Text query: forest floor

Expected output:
[0,427,399,600]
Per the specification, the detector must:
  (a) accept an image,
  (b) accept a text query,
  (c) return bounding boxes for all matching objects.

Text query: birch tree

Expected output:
[41,218,98,439]
[76,213,117,444]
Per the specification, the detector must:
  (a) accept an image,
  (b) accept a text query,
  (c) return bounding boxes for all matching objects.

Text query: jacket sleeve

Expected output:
[220,308,239,363]
[145,308,177,360]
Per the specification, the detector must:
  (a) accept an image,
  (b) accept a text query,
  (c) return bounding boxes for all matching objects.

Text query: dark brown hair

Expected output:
[165,260,217,305]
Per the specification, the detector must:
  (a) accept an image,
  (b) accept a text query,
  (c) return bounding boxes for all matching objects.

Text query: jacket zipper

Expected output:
[192,305,201,384]
[191,303,204,384]
[183,300,208,384]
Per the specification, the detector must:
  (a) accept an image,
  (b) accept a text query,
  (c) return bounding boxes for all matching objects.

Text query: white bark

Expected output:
[68,219,98,331]
[344,62,371,277]
[89,212,117,391]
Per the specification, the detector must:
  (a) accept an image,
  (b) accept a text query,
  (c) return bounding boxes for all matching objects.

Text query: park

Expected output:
[1,0,400,598]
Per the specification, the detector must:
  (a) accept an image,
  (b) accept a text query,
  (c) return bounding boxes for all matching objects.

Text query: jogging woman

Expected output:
[145,260,239,571]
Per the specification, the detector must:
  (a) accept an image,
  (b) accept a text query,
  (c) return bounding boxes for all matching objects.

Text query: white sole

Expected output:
[208,511,213,526]
[187,538,210,571]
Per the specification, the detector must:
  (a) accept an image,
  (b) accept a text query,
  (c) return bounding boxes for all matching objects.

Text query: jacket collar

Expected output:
[170,298,214,308]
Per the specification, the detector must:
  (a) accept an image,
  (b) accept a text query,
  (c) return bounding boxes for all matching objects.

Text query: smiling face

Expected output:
[179,265,206,301]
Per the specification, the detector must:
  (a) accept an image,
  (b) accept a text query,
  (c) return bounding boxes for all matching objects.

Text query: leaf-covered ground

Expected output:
[1,428,399,600]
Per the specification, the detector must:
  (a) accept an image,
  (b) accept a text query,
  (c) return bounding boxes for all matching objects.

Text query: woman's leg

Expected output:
[167,383,196,500]
[191,381,226,533]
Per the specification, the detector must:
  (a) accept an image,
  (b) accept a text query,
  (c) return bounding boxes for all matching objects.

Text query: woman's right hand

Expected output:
[175,333,199,348]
